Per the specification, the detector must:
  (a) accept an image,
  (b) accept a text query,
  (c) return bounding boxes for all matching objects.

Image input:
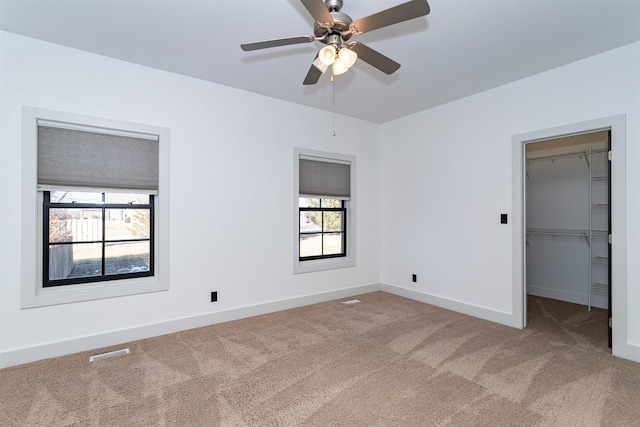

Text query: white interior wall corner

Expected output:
[1,31,639,365]
[380,42,639,362]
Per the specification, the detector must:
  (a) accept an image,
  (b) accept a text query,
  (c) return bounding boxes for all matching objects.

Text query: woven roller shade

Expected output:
[38,124,159,193]
[299,158,350,199]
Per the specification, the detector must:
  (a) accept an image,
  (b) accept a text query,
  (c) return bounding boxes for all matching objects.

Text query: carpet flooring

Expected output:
[1,292,638,426]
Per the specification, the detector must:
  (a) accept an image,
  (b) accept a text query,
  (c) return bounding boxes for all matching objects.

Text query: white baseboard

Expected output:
[613,340,640,363]
[527,285,584,305]
[527,285,579,305]
[0,283,381,369]
[627,343,640,363]
[380,283,521,328]
[384,284,640,363]
[527,285,608,310]
[4,282,637,368]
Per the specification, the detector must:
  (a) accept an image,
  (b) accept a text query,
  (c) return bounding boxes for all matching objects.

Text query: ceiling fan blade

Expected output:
[303,55,324,85]
[350,42,400,74]
[300,0,334,25]
[241,35,315,51]
[350,0,430,34]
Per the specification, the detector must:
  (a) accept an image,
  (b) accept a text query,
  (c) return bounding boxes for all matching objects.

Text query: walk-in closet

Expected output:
[526,131,610,311]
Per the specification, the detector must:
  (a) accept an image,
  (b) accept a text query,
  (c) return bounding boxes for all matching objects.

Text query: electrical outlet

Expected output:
[210,291,218,302]
[412,274,417,283]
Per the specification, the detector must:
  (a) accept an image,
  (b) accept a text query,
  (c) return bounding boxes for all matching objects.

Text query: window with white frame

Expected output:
[294,148,355,273]
[21,108,169,307]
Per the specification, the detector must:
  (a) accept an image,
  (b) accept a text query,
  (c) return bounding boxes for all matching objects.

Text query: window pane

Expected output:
[105,208,151,240]
[300,211,322,234]
[50,191,103,204]
[299,197,319,208]
[105,241,150,275]
[49,210,73,243]
[321,199,341,208]
[104,193,149,204]
[323,233,343,255]
[323,211,343,232]
[49,243,102,280]
[300,234,322,258]
[49,209,102,243]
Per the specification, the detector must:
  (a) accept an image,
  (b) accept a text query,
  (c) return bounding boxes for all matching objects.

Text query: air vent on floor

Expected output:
[89,348,130,362]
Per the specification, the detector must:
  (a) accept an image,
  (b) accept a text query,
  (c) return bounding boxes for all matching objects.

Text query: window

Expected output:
[21,107,169,308]
[299,198,346,260]
[294,148,355,273]
[44,191,154,287]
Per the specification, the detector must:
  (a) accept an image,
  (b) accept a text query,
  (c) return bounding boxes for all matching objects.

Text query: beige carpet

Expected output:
[1,292,638,426]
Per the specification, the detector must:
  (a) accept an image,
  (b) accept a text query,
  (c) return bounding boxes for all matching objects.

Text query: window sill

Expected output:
[293,256,355,274]
[21,276,168,308]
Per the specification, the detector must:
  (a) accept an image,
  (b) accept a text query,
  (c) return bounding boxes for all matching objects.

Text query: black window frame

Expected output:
[43,191,154,287]
[299,199,347,261]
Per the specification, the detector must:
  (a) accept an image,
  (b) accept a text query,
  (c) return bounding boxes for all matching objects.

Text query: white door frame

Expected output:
[511,115,627,358]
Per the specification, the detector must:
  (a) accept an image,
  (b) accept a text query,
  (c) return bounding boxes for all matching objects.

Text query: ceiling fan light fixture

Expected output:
[337,47,357,69]
[332,58,349,75]
[319,44,337,66]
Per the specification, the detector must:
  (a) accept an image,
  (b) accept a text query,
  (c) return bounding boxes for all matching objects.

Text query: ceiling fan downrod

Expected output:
[325,0,343,12]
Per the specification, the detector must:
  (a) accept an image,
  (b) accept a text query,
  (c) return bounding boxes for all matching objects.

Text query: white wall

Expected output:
[380,42,640,360]
[2,31,639,367]
[0,32,381,367]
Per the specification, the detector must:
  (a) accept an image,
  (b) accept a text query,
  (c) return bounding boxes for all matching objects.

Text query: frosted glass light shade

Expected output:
[337,48,357,68]
[319,45,337,66]
[332,58,349,75]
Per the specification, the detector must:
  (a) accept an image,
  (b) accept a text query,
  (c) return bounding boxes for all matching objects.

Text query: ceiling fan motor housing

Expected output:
[314,11,353,42]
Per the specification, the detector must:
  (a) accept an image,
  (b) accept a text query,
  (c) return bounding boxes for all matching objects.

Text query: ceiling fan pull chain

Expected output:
[332,74,336,136]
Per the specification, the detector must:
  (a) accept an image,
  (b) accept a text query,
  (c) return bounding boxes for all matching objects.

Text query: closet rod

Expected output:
[527,147,607,163]
[526,228,588,237]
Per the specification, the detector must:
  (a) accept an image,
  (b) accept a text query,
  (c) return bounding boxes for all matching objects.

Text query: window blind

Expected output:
[37,121,159,193]
[299,157,350,199]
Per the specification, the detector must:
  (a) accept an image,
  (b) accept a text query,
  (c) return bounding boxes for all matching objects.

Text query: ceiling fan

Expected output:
[240,0,430,85]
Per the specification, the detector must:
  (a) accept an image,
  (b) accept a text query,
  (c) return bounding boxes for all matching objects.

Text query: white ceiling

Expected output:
[1,0,639,123]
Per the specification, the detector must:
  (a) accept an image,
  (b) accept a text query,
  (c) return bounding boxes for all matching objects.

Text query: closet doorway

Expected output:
[525,130,611,348]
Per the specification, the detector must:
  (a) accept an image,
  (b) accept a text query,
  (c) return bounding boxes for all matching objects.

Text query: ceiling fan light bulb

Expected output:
[332,59,349,75]
[338,48,357,69]
[319,45,337,66]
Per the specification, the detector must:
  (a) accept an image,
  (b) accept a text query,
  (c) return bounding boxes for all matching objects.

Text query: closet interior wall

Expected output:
[526,131,609,310]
